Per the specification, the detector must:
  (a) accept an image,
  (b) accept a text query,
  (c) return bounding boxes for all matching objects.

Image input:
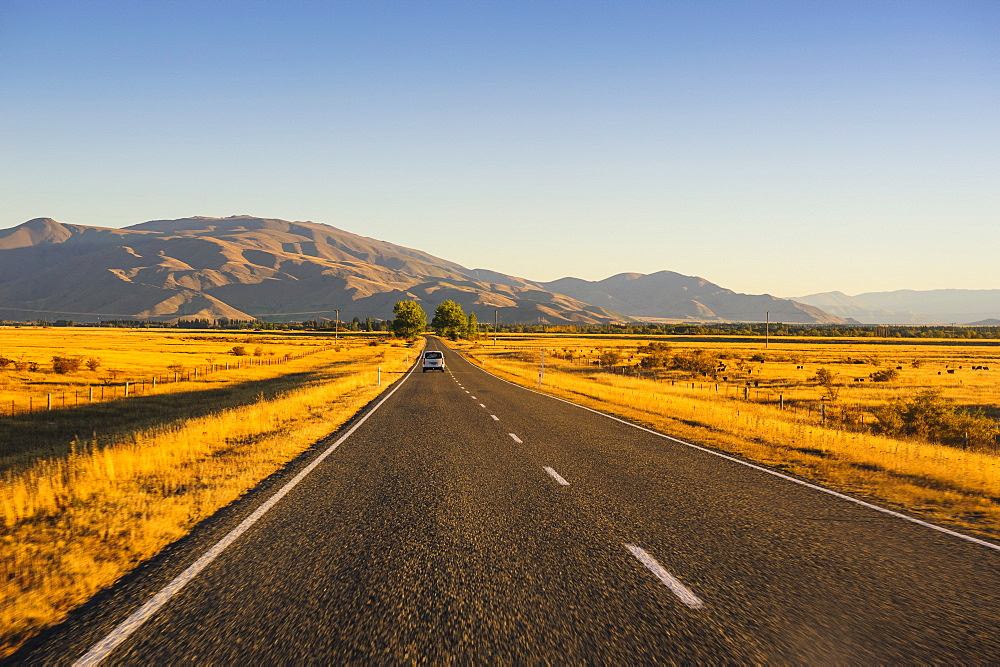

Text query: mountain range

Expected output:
[792,290,1000,325]
[0,215,871,325]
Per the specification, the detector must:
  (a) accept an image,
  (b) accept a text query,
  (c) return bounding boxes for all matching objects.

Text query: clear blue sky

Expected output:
[1,0,997,296]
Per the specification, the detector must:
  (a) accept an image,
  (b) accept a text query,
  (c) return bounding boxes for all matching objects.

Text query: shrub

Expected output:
[52,356,83,374]
[599,350,622,366]
[872,389,999,450]
[671,349,718,376]
[812,367,840,400]
[869,368,899,382]
[85,357,101,372]
[0,357,11,369]
[637,342,671,369]
[230,346,248,356]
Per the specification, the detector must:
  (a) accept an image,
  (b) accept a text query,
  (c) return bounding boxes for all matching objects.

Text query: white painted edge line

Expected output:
[462,352,1000,554]
[509,433,523,443]
[544,466,570,486]
[490,415,499,421]
[625,544,704,609]
[73,361,421,666]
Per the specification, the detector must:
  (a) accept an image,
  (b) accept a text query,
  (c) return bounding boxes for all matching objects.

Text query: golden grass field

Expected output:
[455,334,1000,541]
[0,326,421,657]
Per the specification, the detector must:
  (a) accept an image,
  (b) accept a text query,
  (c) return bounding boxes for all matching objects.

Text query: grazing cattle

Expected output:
[947,369,956,374]
[854,378,866,382]
[896,366,903,370]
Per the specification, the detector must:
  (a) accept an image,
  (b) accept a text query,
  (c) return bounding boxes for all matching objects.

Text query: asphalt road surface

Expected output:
[14,337,1000,663]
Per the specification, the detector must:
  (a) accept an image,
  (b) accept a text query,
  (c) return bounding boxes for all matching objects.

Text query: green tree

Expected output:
[465,312,479,340]
[431,300,466,339]
[392,300,427,338]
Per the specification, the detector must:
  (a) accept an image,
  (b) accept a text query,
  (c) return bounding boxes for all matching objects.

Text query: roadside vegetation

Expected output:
[0,327,421,657]
[454,334,1000,541]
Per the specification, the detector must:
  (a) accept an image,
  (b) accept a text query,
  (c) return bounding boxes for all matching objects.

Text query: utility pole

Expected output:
[766,311,769,349]
[335,309,339,340]
[494,310,498,346]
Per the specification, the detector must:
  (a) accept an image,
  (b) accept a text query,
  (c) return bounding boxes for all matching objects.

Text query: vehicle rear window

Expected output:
[424,352,442,359]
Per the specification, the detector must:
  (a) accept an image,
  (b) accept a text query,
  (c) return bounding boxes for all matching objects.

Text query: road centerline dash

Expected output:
[508,433,523,443]
[544,467,570,486]
[625,544,704,609]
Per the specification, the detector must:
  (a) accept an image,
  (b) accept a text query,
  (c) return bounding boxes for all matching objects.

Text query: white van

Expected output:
[422,350,445,372]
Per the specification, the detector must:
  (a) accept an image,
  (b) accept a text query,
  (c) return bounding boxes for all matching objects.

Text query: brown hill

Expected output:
[0,216,845,325]
[0,216,623,324]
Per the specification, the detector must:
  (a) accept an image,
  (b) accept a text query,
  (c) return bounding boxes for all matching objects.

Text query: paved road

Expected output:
[15,337,1000,663]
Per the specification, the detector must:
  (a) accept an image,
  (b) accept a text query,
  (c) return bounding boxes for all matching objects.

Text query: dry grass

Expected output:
[457,335,1000,540]
[0,332,420,657]
[0,326,346,414]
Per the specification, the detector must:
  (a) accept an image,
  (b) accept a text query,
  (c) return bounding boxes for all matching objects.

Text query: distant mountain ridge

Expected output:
[541,272,843,323]
[792,290,1000,325]
[0,216,846,324]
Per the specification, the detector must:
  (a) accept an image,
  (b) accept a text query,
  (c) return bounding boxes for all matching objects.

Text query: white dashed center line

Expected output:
[624,544,704,609]
[490,415,499,421]
[479,403,486,408]
[508,433,522,443]
[543,467,570,486]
